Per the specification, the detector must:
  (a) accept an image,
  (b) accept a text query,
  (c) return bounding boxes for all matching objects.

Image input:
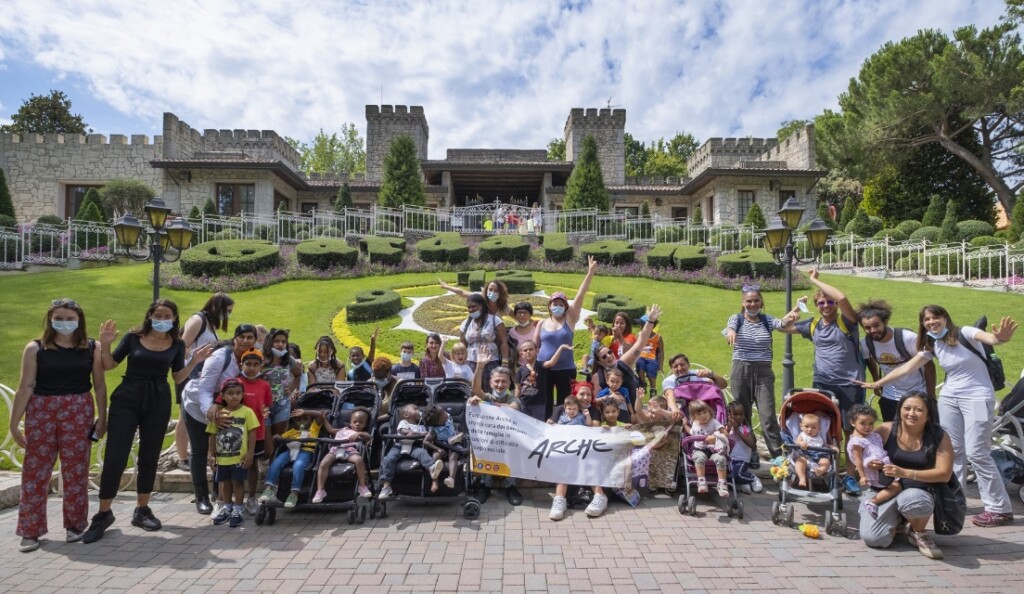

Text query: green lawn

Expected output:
[2,264,1023,444]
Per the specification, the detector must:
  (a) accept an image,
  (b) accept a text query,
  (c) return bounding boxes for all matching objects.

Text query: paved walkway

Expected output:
[1,483,1022,593]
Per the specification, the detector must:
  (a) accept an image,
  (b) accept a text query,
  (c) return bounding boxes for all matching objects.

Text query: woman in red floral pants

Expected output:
[9,298,107,553]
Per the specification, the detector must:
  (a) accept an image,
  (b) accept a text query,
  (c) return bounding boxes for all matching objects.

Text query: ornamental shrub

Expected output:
[0,167,14,220]
[646,244,679,268]
[1,233,20,262]
[592,294,646,324]
[743,202,767,229]
[655,225,686,243]
[955,220,995,243]
[359,236,406,265]
[909,226,941,243]
[873,228,908,242]
[925,252,962,276]
[180,239,279,277]
[969,235,1005,248]
[72,201,109,249]
[671,245,708,271]
[895,220,922,236]
[939,202,958,243]
[921,195,944,227]
[541,233,573,262]
[0,214,16,228]
[346,289,402,322]
[467,270,487,291]
[845,208,881,237]
[36,214,64,226]
[687,225,709,245]
[478,235,530,262]
[415,233,469,264]
[493,270,536,293]
[716,247,783,278]
[709,229,738,251]
[296,238,358,269]
[855,245,888,267]
[893,254,920,272]
[580,240,634,265]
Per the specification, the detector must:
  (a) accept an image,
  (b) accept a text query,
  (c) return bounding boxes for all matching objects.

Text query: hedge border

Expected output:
[580,240,635,265]
[180,239,280,277]
[415,232,470,264]
[478,235,530,262]
[295,238,359,270]
[359,236,407,265]
[346,289,402,322]
[592,293,646,324]
[541,233,573,263]
[715,248,782,278]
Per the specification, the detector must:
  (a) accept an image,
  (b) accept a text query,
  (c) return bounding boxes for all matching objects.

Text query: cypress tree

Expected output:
[0,167,14,219]
[838,196,858,231]
[922,194,945,227]
[939,201,959,243]
[744,202,767,229]
[564,135,609,212]
[378,135,426,208]
[335,183,353,212]
[76,187,105,220]
[692,206,703,225]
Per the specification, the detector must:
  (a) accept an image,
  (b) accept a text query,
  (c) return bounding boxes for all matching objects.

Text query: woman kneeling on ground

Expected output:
[858,392,953,560]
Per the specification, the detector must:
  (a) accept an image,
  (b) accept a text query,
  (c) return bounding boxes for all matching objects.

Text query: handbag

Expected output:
[931,474,967,535]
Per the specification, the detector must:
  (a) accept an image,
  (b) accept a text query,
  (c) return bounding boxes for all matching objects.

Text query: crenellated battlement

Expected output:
[365,105,429,183]
[563,107,626,185]
[0,132,159,146]
[162,112,301,169]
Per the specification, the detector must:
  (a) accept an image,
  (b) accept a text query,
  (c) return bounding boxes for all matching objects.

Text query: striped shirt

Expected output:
[727,313,782,362]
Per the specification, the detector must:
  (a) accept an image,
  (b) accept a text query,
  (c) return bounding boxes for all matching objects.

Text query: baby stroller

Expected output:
[255,383,338,525]
[770,388,847,536]
[672,382,743,519]
[374,378,483,520]
[993,375,1024,505]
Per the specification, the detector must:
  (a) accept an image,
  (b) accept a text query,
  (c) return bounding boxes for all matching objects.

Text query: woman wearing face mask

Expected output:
[856,306,1018,528]
[439,278,511,317]
[460,293,510,390]
[174,292,233,471]
[508,301,538,369]
[723,285,798,460]
[83,300,212,544]
[261,328,303,454]
[533,256,599,419]
[11,298,107,553]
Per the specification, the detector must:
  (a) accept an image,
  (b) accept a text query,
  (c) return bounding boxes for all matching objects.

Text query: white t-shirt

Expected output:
[860,329,928,401]
[443,360,474,382]
[921,326,993,400]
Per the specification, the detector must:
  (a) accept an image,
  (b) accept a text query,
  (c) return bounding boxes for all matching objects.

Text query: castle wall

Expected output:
[754,124,815,169]
[163,113,302,170]
[688,137,780,177]
[707,175,818,225]
[173,168,280,216]
[365,105,429,183]
[0,132,163,222]
[564,108,626,185]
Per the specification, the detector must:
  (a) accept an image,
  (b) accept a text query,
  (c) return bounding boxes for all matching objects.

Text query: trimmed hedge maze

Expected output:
[180,239,280,276]
[296,239,358,270]
[592,293,646,323]
[415,233,470,264]
[580,240,635,265]
[541,233,573,262]
[458,269,536,293]
[716,248,783,278]
[359,236,407,265]
[478,235,530,262]
[346,289,402,322]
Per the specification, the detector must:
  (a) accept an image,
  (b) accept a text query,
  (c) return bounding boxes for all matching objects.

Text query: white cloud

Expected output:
[0,0,1006,152]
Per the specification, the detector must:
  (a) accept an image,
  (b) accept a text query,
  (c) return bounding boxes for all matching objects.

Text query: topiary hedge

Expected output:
[646,244,679,268]
[467,270,487,291]
[494,270,536,293]
[656,225,686,243]
[415,232,469,264]
[894,254,920,272]
[716,247,783,278]
[478,235,530,262]
[909,226,941,243]
[541,233,573,262]
[0,214,16,229]
[296,238,358,269]
[580,240,635,265]
[855,245,888,267]
[969,236,1005,248]
[956,220,995,243]
[36,214,64,227]
[672,245,709,271]
[346,289,402,322]
[359,236,406,265]
[873,228,908,242]
[895,220,922,236]
[592,294,646,324]
[180,239,280,277]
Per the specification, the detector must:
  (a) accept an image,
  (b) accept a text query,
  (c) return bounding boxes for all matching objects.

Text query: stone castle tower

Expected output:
[365,105,429,183]
[563,108,626,185]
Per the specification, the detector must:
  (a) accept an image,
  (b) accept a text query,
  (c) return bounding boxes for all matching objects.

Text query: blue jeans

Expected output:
[379,445,434,482]
[266,449,313,491]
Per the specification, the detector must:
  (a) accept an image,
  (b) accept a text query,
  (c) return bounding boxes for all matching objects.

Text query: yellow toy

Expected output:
[769,456,790,481]
[798,523,820,539]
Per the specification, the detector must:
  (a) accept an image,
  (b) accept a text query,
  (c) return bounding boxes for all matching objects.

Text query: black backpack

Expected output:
[735,313,772,334]
[958,315,1006,391]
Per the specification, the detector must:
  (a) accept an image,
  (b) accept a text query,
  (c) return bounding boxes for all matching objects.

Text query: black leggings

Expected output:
[98,380,171,499]
[879,397,898,423]
[184,412,214,498]
[538,367,576,420]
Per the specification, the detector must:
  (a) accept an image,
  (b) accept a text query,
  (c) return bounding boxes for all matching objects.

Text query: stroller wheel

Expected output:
[785,504,794,527]
[359,505,368,524]
[463,501,481,520]
[677,494,687,515]
[266,506,277,525]
[770,501,780,525]
[347,508,357,524]
[375,500,388,519]
[687,495,697,515]
[255,505,266,526]
[735,501,744,520]
[838,512,848,537]
[1019,484,1024,505]
[825,510,835,535]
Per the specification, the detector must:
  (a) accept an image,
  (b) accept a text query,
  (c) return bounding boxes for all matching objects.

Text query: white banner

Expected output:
[466,403,646,488]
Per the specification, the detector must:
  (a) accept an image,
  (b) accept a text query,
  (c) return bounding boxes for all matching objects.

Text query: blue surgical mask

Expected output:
[487,291,498,302]
[468,310,482,319]
[51,320,79,335]
[744,308,761,317]
[550,306,566,317]
[927,328,949,340]
[374,377,389,388]
[401,352,413,364]
[152,319,174,333]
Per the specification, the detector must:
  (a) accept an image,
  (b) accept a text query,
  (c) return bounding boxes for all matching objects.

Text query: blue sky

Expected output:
[0,0,1006,154]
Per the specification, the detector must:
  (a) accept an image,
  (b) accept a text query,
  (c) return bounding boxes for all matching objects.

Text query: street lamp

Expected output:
[113,197,194,302]
[761,197,833,395]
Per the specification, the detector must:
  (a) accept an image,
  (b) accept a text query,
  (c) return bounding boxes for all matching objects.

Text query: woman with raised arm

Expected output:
[440,278,512,317]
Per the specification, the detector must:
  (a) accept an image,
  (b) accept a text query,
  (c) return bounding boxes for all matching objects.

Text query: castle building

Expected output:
[0,106,824,224]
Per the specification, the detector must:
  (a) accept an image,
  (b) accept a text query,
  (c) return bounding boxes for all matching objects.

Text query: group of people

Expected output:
[10,262,1018,559]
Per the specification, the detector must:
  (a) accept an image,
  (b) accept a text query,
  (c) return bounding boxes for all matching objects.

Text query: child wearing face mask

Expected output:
[391,342,422,381]
[419,333,445,379]
[346,327,378,382]
[235,349,272,515]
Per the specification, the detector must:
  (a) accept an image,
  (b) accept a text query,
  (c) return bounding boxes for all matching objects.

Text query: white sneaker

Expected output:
[549,496,568,521]
[738,484,753,495]
[211,499,225,517]
[244,496,259,515]
[430,460,444,480]
[66,528,84,543]
[585,493,609,517]
[378,485,394,500]
[751,475,764,493]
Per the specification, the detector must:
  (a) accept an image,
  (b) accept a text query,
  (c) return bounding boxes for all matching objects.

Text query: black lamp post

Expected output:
[112,197,194,302]
[761,198,833,395]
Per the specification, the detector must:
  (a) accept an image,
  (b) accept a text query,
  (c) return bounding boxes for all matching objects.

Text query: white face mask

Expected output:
[242,369,260,380]
[468,310,482,319]
[375,377,389,388]
[744,308,761,317]
[550,306,566,317]
[51,320,79,335]
[401,352,413,364]
[271,347,288,357]
[487,291,499,302]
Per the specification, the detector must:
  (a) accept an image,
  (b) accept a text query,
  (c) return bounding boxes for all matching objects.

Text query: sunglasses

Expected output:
[816,300,837,307]
[741,284,761,293]
[51,298,78,308]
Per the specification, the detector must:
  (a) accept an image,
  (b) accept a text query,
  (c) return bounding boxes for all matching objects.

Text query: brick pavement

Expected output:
[1,483,1022,593]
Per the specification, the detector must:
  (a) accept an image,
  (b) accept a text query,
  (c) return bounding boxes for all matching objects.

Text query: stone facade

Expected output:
[365,105,429,183]
[564,108,626,185]
[754,124,815,169]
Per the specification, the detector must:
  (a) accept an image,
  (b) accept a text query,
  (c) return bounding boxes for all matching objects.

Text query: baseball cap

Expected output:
[549,291,568,304]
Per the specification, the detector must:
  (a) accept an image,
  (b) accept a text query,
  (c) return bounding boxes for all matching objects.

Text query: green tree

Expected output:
[692,206,703,225]
[624,133,647,177]
[1009,192,1024,241]
[640,200,651,217]
[0,167,14,219]
[75,188,105,221]
[744,202,767,229]
[546,138,566,161]
[922,195,946,227]
[563,135,609,212]
[202,198,218,216]
[838,196,859,231]
[777,119,811,142]
[940,201,959,243]
[378,135,426,208]
[846,208,873,236]
[837,25,1024,215]
[0,90,89,135]
[624,132,698,178]
[816,201,835,228]
[334,183,353,212]
[286,122,366,175]
[187,205,202,224]
[99,179,156,216]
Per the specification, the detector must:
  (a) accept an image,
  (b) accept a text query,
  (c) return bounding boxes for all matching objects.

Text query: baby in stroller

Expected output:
[311,406,373,503]
[792,412,839,489]
[422,404,468,492]
[684,399,730,498]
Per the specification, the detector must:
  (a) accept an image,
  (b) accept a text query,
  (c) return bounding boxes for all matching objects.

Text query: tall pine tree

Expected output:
[563,135,609,212]
[335,183,353,212]
[378,135,425,208]
[0,167,14,220]
[921,195,945,227]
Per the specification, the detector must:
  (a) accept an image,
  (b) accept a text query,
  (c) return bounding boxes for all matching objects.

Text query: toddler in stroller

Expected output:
[311,406,373,503]
[378,402,443,500]
[684,399,731,498]
[422,404,468,492]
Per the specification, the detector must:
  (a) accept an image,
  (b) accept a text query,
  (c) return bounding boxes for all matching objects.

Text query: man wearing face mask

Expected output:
[857,300,936,422]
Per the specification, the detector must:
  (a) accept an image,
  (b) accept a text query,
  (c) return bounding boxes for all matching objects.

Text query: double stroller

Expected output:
[770,388,847,536]
[672,382,744,519]
[255,381,380,526]
[993,375,1024,505]
[374,377,483,520]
